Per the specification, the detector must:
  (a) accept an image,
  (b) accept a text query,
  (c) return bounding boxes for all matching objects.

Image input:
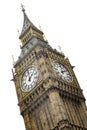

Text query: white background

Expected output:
[0,0,87,130]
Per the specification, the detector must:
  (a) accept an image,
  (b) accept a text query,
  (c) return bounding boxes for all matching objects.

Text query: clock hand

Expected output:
[28,73,33,81]
[61,70,66,74]
[28,76,31,81]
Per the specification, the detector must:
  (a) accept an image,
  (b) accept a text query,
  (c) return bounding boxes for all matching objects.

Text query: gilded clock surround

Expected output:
[21,65,39,92]
[12,7,87,130]
[52,61,72,83]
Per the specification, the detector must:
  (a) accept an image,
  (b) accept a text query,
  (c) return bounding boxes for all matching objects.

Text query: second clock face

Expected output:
[21,66,38,91]
[52,61,72,83]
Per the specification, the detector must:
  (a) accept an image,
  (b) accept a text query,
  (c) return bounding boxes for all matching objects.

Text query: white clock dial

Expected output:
[21,66,38,91]
[52,62,72,83]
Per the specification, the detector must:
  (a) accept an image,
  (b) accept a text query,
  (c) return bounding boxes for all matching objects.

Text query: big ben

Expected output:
[12,6,87,130]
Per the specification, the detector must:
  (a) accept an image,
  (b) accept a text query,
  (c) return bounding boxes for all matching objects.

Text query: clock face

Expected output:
[21,66,38,91]
[52,61,72,83]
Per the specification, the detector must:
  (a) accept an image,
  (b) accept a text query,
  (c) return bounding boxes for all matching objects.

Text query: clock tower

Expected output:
[12,7,87,130]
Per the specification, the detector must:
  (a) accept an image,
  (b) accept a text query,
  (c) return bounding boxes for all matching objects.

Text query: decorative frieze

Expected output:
[57,81,85,102]
[18,85,46,114]
[58,119,71,130]
[71,123,87,130]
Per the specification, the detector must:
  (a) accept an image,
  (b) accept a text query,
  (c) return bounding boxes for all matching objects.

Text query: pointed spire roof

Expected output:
[19,5,43,39]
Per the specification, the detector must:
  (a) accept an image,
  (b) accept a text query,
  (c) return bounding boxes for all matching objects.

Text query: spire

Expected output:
[19,4,43,39]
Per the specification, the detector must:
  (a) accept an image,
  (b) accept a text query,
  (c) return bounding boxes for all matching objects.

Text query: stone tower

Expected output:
[12,7,87,130]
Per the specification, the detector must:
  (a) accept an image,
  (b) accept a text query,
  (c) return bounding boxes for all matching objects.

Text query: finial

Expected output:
[12,55,15,65]
[21,3,25,12]
[39,24,47,41]
[39,24,42,31]
[17,29,20,35]
[58,45,63,54]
